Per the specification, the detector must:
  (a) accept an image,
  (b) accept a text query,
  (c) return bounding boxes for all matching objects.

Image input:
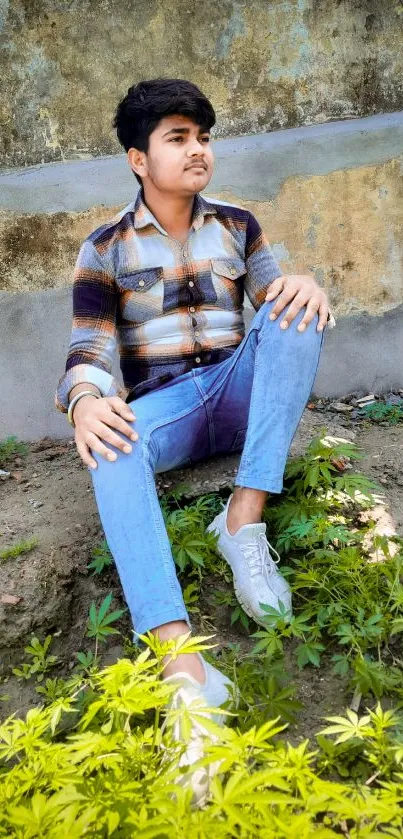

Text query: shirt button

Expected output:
[183,249,189,258]
[189,306,195,313]
[195,357,201,363]
[188,281,194,287]
[230,268,236,276]
[138,279,145,287]
[194,331,199,337]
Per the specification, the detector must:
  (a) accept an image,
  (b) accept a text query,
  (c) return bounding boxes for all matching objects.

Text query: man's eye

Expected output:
[170,137,183,142]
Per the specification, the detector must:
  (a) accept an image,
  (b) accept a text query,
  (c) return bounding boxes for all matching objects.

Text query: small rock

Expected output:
[0,594,23,606]
[386,395,403,406]
[354,394,376,407]
[28,499,44,509]
[0,469,11,479]
[329,402,354,413]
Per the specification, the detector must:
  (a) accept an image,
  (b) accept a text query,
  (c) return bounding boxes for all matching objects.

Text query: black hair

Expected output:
[113,78,216,184]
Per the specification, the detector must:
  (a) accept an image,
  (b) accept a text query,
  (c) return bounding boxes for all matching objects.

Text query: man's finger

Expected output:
[107,396,136,419]
[265,278,284,299]
[76,438,98,470]
[268,287,299,320]
[315,300,329,333]
[295,298,322,332]
[277,292,311,328]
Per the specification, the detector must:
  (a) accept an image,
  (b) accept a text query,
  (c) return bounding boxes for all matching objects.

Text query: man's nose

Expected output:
[187,138,205,155]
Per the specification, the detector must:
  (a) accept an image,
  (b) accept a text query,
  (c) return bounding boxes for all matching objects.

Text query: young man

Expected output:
[55,78,334,801]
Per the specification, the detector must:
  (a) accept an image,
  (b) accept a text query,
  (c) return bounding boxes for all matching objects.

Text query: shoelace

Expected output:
[242,531,281,578]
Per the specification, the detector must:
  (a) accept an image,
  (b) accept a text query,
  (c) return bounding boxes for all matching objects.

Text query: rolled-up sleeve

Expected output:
[244,212,283,311]
[55,239,125,414]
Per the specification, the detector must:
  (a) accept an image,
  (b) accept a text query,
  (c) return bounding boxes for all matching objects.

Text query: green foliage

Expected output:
[2,428,403,833]
[161,490,224,574]
[358,401,403,425]
[87,539,114,575]
[12,636,58,683]
[87,593,127,658]
[0,435,28,468]
[2,635,403,836]
[212,588,251,631]
[0,537,38,562]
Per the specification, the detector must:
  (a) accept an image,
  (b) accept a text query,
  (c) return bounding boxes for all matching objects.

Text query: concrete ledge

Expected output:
[1,111,402,214]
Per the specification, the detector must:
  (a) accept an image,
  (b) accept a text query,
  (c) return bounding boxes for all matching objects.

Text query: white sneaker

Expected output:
[163,654,233,808]
[206,493,292,625]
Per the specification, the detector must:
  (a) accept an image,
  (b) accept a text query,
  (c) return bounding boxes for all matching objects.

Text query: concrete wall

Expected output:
[1,1,403,440]
[2,0,403,168]
[1,111,403,440]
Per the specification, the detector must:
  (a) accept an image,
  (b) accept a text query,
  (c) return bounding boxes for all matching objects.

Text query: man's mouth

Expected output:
[185,163,207,171]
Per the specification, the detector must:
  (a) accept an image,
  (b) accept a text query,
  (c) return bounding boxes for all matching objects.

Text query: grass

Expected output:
[0,436,28,469]
[0,537,38,562]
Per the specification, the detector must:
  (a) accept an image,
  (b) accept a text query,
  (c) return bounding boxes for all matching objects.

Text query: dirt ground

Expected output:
[1,401,402,740]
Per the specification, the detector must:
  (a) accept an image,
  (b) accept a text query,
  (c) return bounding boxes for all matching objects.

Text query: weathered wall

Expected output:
[1,0,403,168]
[1,1,403,440]
[1,111,403,441]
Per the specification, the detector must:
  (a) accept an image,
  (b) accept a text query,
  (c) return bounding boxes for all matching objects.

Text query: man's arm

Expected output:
[55,239,125,414]
[243,212,283,311]
[244,211,334,332]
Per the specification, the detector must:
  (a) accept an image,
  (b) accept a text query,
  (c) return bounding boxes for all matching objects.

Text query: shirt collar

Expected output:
[133,187,216,235]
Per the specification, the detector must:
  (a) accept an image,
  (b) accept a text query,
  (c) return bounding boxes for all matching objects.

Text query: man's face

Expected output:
[130,114,214,195]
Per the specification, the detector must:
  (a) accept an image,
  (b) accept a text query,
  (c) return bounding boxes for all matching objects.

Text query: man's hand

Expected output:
[73,395,138,470]
[265,274,329,333]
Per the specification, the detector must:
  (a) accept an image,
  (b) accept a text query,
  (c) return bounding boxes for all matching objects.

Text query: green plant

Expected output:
[87,593,126,659]
[1,428,403,834]
[0,435,29,468]
[358,401,403,425]
[1,633,403,836]
[87,539,114,574]
[0,537,38,562]
[212,588,251,630]
[12,635,58,683]
[161,490,224,575]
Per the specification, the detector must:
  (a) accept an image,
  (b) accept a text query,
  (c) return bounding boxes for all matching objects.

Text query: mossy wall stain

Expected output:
[0,205,122,291]
[1,0,403,167]
[2,158,402,319]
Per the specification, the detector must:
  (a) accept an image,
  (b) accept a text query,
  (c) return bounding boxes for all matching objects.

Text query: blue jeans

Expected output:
[90,300,327,637]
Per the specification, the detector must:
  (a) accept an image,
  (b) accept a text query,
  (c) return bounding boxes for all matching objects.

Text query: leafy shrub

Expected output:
[1,635,403,837]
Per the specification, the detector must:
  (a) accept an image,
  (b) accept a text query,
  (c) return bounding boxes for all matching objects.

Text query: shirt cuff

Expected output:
[55,364,125,414]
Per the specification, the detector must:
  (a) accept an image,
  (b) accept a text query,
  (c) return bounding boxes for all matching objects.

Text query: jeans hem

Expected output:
[234,473,284,494]
[133,608,192,642]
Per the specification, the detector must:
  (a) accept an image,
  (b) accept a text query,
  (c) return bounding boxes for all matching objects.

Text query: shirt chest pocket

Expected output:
[117,267,164,324]
[210,257,246,308]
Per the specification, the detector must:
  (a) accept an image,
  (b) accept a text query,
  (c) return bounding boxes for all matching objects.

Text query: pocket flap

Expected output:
[211,258,246,280]
[117,266,162,291]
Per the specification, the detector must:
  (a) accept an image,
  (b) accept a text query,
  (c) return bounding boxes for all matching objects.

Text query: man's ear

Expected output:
[127,147,148,179]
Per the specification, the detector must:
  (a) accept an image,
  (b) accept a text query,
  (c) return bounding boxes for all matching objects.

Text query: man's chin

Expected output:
[183,171,211,192]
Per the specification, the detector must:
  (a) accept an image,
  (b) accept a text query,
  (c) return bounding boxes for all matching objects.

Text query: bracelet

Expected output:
[67,390,101,428]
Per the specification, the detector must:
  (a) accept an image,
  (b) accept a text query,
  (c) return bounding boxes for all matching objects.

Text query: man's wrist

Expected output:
[68,383,102,402]
[67,390,101,427]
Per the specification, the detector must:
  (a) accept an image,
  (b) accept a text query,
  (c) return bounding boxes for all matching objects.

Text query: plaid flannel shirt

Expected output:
[55,188,333,413]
